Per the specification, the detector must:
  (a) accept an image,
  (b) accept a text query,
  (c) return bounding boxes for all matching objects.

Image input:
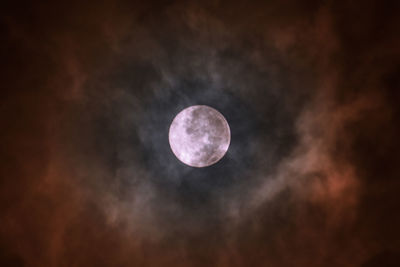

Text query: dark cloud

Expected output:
[1,0,400,266]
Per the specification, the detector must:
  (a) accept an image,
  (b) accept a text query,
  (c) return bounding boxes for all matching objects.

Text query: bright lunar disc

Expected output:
[169,105,231,167]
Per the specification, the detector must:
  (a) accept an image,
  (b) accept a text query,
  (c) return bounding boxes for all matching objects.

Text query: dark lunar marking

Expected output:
[197,143,219,166]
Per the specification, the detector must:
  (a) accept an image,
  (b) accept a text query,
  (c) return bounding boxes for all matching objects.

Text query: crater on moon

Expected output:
[168,105,231,168]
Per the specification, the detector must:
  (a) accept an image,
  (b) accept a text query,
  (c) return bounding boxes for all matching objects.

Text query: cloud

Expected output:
[1,1,399,266]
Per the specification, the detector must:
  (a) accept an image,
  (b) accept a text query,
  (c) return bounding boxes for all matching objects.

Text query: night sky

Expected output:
[2,0,400,266]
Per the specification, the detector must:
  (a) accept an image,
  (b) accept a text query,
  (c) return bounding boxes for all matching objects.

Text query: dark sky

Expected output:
[1,0,400,266]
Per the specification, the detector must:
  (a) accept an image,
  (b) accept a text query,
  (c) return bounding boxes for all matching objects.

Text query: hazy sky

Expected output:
[1,0,400,266]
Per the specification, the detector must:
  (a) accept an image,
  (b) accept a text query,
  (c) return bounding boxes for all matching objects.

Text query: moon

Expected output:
[168,105,231,168]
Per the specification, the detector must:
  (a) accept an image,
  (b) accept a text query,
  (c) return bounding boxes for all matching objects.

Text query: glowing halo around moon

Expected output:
[168,105,231,168]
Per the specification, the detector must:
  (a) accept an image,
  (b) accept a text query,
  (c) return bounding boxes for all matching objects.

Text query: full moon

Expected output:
[169,105,231,168]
